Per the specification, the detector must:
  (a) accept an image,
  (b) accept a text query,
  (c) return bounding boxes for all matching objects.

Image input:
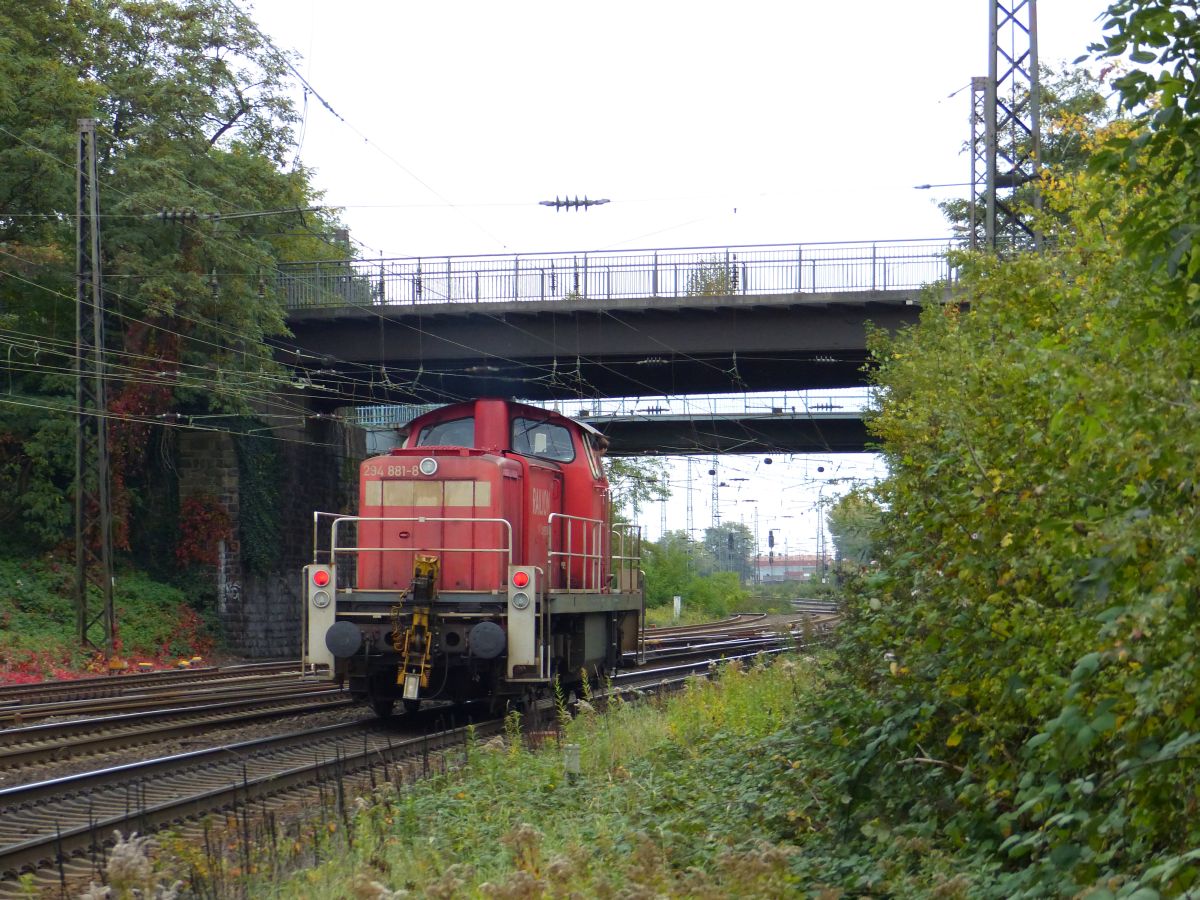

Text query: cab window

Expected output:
[512,417,575,462]
[416,417,474,447]
[583,433,604,479]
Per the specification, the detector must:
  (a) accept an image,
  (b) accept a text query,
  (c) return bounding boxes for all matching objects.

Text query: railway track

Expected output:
[791,598,841,615]
[0,616,837,894]
[618,637,825,690]
[0,637,816,888]
[2,672,348,729]
[644,613,768,637]
[0,660,303,709]
[644,606,838,645]
[641,611,837,652]
[0,714,500,886]
[0,689,354,773]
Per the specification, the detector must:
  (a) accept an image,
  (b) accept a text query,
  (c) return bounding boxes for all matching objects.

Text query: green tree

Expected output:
[826,488,881,568]
[1090,0,1200,285]
[702,522,754,582]
[0,0,345,552]
[604,456,668,522]
[642,530,704,608]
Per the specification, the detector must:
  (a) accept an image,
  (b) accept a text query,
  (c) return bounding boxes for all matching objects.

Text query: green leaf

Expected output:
[1071,652,1102,683]
[1074,725,1097,751]
[998,833,1023,852]
[1050,842,1082,869]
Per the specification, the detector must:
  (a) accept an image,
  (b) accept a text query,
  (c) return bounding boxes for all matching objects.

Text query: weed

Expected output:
[551,675,571,737]
[78,831,182,900]
[504,710,523,757]
[229,652,885,899]
[0,559,214,682]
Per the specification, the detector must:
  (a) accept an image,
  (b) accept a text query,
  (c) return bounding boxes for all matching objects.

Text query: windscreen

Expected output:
[416,417,475,447]
[512,417,575,462]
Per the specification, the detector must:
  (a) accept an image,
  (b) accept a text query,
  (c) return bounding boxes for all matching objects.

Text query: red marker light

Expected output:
[511,571,530,588]
[312,569,330,587]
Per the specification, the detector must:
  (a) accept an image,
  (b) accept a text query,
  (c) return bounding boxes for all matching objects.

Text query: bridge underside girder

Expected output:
[580,413,872,456]
[281,289,923,405]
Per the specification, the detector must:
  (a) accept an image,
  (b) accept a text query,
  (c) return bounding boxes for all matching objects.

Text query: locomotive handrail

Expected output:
[312,510,344,564]
[610,524,643,594]
[548,512,605,593]
[326,515,513,592]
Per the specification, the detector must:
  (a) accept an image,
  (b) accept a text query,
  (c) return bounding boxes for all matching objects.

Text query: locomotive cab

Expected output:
[304,399,643,715]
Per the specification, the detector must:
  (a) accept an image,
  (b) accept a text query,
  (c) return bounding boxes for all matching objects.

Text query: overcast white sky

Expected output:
[246,0,1114,553]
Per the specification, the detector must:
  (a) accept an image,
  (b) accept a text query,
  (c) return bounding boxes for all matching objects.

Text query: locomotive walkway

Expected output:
[278,238,956,404]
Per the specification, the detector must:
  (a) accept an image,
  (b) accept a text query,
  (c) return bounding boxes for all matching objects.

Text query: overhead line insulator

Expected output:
[156,208,200,223]
[538,196,611,212]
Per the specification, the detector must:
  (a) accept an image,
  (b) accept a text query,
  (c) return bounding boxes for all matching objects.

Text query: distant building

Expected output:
[756,553,820,582]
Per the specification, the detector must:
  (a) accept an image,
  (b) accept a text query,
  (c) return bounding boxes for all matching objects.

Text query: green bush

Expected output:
[828,131,1200,895]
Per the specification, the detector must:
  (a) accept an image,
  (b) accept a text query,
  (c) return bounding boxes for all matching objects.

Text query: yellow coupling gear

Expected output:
[411,554,439,604]
[396,555,439,697]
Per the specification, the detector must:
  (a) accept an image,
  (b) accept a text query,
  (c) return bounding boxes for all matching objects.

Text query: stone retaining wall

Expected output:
[178,410,364,657]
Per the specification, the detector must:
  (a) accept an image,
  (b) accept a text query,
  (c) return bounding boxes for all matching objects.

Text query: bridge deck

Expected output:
[278,238,955,405]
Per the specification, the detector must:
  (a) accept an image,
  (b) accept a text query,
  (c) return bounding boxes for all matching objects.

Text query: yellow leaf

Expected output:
[1001,533,1013,548]
[946,731,963,748]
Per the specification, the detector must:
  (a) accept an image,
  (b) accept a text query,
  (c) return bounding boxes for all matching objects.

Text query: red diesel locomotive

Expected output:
[303,398,644,715]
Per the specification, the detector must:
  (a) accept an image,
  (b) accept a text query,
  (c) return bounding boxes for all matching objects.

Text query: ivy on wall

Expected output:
[231,419,283,576]
[176,494,232,568]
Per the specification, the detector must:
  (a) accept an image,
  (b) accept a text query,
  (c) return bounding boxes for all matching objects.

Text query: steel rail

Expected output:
[0,661,305,707]
[0,676,332,726]
[0,691,353,771]
[0,717,500,878]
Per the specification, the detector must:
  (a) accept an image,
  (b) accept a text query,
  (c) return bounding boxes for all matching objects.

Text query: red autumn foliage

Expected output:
[176,495,233,567]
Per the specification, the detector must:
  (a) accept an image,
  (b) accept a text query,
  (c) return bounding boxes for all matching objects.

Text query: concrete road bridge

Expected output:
[279,238,956,407]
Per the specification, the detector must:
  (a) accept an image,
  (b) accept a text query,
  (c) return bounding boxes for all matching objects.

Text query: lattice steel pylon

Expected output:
[969,76,989,250]
[75,118,115,655]
[980,0,1041,251]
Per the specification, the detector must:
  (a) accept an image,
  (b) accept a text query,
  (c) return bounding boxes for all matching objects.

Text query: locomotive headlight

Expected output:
[511,591,530,610]
[312,590,331,609]
[418,457,438,476]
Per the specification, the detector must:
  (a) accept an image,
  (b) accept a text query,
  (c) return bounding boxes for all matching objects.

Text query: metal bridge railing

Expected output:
[280,238,959,311]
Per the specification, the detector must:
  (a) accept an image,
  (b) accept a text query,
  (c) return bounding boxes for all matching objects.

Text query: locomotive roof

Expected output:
[406,398,602,438]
